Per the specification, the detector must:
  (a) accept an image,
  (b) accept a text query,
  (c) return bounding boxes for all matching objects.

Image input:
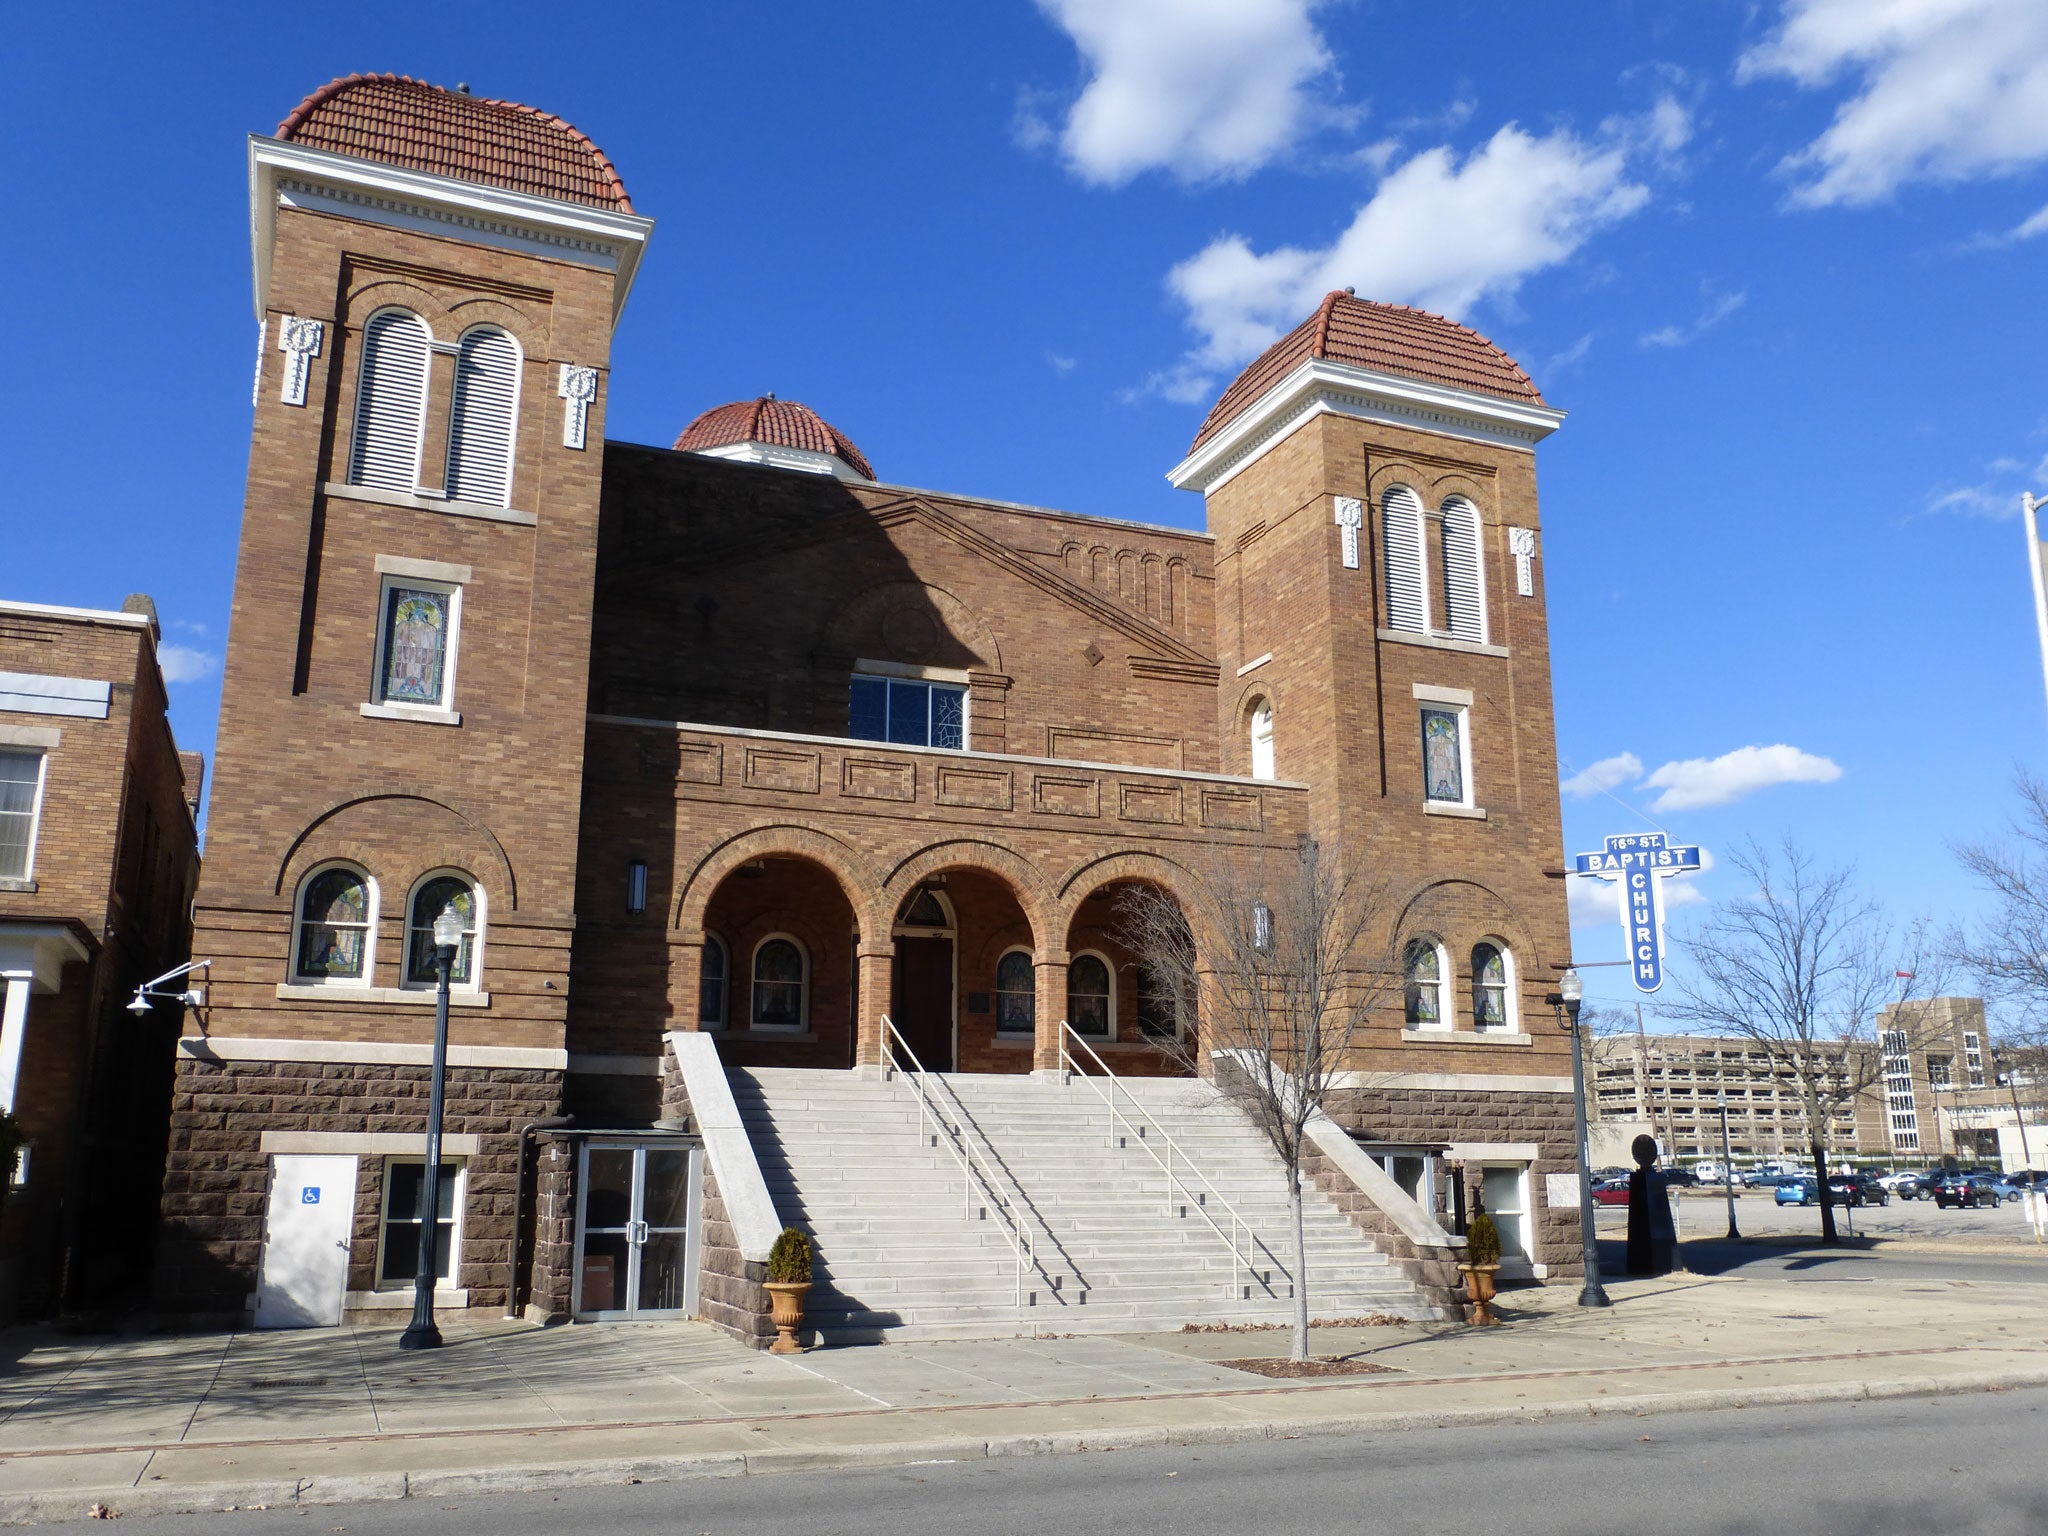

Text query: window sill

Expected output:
[1424,802,1486,820]
[0,877,36,893]
[361,702,462,728]
[348,1287,469,1309]
[1377,628,1509,659]
[325,480,538,528]
[705,1028,816,1042]
[1401,1028,1531,1047]
[276,984,492,1007]
[993,1033,1036,1048]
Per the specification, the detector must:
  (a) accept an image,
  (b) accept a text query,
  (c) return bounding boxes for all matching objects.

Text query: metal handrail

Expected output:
[880,1016,1041,1325]
[1057,1020,1291,1299]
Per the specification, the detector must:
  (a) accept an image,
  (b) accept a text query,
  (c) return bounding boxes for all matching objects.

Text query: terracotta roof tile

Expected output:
[675,397,875,480]
[1191,291,1543,451]
[277,73,632,212]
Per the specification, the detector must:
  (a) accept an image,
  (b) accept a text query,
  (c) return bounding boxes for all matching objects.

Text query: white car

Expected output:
[1875,1170,1919,1194]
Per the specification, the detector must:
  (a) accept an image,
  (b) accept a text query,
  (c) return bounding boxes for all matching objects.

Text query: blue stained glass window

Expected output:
[886,680,930,745]
[381,585,449,706]
[848,674,968,748]
[849,676,887,741]
[930,685,964,749]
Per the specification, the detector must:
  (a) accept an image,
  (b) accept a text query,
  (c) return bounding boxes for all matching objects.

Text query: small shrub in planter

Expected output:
[1464,1208,1501,1267]
[767,1227,813,1284]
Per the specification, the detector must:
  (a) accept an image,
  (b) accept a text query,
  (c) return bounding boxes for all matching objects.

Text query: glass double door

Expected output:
[574,1142,698,1319]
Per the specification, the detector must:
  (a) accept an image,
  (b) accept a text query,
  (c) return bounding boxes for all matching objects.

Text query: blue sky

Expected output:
[5,0,2046,1024]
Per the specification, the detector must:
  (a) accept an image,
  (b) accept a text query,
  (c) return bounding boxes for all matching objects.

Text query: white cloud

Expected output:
[1561,752,1645,799]
[1156,108,1680,395]
[1923,448,2048,519]
[1740,0,2048,207]
[1642,745,1842,812]
[1639,285,1747,349]
[1046,352,1079,375]
[1027,0,1341,185]
[157,644,217,686]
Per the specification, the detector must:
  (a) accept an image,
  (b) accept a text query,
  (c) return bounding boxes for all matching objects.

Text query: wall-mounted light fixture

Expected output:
[626,860,648,915]
[127,958,211,1017]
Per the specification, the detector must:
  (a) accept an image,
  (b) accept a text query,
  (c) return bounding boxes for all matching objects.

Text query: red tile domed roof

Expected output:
[276,73,632,212]
[1191,291,1543,451]
[674,397,875,480]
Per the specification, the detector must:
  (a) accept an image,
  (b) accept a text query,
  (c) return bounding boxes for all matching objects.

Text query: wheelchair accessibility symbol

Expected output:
[302,1187,320,1204]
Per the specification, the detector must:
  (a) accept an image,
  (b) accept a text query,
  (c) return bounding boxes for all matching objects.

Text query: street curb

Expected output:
[8,1366,2047,1525]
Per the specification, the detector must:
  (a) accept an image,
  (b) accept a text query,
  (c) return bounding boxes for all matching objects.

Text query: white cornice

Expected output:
[689,440,870,483]
[248,136,655,327]
[1166,357,1567,495]
[0,599,152,630]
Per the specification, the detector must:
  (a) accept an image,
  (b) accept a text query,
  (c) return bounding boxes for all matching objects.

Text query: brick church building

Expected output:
[157,74,1582,1338]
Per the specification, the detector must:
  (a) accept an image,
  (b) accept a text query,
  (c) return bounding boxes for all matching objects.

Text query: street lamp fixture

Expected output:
[398,902,465,1351]
[125,958,211,1017]
[1716,1093,1739,1240]
[1549,967,1610,1308]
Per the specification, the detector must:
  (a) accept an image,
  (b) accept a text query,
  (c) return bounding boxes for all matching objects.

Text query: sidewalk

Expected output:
[4,1270,2046,1523]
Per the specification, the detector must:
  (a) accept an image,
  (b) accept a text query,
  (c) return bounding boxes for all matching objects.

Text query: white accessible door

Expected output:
[254,1154,358,1328]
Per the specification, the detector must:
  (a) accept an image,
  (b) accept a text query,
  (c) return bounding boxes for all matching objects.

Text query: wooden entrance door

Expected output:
[893,937,954,1071]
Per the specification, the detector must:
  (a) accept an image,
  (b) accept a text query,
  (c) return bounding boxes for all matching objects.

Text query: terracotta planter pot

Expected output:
[764,1280,811,1353]
[1458,1262,1502,1326]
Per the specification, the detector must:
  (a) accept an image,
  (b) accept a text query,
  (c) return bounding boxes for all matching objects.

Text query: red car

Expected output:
[1592,1177,1631,1206]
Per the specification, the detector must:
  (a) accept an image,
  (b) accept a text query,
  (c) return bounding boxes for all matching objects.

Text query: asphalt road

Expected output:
[100,1389,2048,1534]
[1668,1238,2048,1285]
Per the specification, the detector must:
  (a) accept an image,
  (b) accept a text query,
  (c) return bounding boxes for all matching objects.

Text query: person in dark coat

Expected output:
[1626,1134,1678,1276]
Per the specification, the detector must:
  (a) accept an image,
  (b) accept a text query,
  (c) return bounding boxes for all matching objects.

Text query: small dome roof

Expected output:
[674,396,875,481]
[276,73,632,211]
[1192,291,1543,452]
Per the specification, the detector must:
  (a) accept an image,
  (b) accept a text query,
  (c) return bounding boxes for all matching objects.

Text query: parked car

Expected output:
[1591,1177,1632,1207]
[1828,1174,1889,1207]
[1934,1173,2010,1209]
[1775,1177,1819,1206]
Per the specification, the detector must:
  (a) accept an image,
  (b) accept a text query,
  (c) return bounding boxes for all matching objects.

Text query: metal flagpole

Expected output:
[2023,493,2048,728]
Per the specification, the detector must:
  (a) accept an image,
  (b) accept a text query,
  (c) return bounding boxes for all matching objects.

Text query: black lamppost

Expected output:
[1551,968,1610,1308]
[1716,1092,1740,1240]
[399,902,465,1351]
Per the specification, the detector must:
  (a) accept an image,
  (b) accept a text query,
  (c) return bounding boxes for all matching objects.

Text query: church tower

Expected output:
[156,76,652,1314]
[1171,292,1585,1268]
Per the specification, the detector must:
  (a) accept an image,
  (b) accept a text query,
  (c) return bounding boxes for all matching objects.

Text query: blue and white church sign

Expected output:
[1572,832,1702,993]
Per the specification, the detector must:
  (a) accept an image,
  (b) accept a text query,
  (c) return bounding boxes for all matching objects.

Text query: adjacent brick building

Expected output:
[0,596,202,1320]
[157,73,1587,1326]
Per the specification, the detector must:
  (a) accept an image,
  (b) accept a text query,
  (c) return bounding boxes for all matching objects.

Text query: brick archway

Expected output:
[877,838,1052,950]
[674,823,883,947]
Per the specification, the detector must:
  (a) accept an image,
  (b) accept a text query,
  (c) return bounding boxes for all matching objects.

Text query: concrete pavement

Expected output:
[4,1257,2047,1523]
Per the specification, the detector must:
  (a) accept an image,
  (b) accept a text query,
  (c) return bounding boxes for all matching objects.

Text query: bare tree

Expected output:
[1663,838,1947,1243]
[1954,771,2048,1052]
[1118,835,1399,1362]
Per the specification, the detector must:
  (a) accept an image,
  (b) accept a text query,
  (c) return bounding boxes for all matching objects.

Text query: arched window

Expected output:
[1441,496,1487,644]
[1472,942,1514,1032]
[1249,700,1275,781]
[1381,484,1428,633]
[700,934,728,1028]
[444,326,523,506]
[404,873,482,989]
[751,936,807,1030]
[995,949,1036,1036]
[1403,938,1447,1028]
[1068,952,1113,1038]
[348,309,432,493]
[294,864,376,983]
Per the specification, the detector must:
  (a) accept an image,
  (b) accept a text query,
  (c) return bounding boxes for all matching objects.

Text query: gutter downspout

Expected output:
[506,1114,575,1319]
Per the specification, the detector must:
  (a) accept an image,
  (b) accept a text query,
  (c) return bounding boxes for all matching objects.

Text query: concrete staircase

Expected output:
[727,1066,1434,1341]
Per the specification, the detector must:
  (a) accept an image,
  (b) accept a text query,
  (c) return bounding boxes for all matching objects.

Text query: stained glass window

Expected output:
[380,584,451,707]
[700,935,727,1027]
[995,950,1035,1035]
[296,867,371,980]
[1421,708,1464,803]
[848,674,967,749]
[752,938,806,1028]
[1472,943,1508,1030]
[405,875,478,986]
[1068,953,1111,1037]
[899,888,949,929]
[1404,939,1442,1026]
